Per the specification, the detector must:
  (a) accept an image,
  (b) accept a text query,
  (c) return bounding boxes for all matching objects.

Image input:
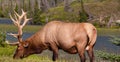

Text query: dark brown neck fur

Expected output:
[25,29,48,54]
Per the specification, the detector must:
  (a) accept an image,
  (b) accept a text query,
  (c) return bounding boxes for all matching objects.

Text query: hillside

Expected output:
[41,0,120,27]
[0,0,120,27]
[46,0,120,20]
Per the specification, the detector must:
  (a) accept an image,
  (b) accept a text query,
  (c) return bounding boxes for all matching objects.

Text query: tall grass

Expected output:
[0,46,112,62]
[0,31,6,47]
[0,46,68,62]
[0,24,41,32]
[0,24,120,36]
[97,28,120,36]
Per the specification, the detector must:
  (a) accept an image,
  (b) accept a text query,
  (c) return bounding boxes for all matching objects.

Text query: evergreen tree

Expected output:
[79,0,89,22]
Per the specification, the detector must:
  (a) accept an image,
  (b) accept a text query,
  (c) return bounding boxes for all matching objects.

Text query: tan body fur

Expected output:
[13,21,97,62]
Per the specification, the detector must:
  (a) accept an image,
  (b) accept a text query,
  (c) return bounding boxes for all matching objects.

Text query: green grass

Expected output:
[0,46,68,62]
[0,46,107,62]
[0,46,112,62]
[0,24,41,33]
[97,28,120,36]
[0,55,53,62]
[0,24,120,36]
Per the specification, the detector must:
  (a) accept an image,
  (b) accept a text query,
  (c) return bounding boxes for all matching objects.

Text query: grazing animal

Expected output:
[7,10,97,62]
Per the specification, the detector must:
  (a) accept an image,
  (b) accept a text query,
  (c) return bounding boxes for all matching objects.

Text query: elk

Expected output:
[7,10,97,62]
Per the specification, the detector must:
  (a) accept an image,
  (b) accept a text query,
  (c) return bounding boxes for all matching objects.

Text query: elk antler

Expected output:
[5,40,19,46]
[8,9,31,43]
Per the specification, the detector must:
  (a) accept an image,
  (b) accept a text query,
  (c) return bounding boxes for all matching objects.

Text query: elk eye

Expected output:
[23,43,29,48]
[24,46,28,48]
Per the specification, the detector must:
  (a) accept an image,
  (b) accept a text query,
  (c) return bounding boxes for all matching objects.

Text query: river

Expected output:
[1,18,120,54]
[6,32,120,54]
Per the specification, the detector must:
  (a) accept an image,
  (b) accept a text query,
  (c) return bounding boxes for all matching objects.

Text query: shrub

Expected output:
[78,11,88,22]
[31,9,46,25]
[96,50,120,62]
[0,9,4,17]
[0,31,6,47]
[109,36,120,46]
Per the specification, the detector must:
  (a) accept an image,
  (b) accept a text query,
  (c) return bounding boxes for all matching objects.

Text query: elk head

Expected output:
[7,10,31,59]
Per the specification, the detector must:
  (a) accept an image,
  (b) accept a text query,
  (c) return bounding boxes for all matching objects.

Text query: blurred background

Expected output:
[0,0,120,62]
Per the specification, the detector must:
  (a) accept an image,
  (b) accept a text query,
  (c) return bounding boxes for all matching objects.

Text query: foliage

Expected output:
[47,6,79,22]
[29,0,46,25]
[0,9,4,17]
[78,0,88,22]
[78,11,88,22]
[0,46,15,56]
[96,50,120,62]
[32,9,45,25]
[0,0,120,26]
[109,36,120,46]
[0,31,6,47]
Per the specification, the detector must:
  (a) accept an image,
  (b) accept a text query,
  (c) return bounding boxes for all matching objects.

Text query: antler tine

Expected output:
[14,10,20,18]
[9,14,15,22]
[21,13,31,28]
[14,10,26,24]
[7,33,18,38]
[5,40,19,46]
[20,9,26,21]
[9,14,18,26]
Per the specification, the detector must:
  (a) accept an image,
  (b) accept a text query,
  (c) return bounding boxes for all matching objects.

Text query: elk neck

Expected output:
[25,29,48,51]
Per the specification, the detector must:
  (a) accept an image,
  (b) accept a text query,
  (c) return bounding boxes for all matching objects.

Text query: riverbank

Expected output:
[0,24,120,36]
[0,24,41,33]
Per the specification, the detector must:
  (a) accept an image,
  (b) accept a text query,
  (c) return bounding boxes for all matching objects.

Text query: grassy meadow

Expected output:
[0,24,120,35]
[0,24,42,33]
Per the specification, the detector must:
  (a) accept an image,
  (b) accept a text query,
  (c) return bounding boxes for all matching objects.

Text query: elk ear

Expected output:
[23,43,29,48]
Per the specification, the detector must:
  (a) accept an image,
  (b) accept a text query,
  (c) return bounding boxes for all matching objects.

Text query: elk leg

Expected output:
[50,43,58,61]
[86,46,94,62]
[52,50,58,61]
[76,42,86,62]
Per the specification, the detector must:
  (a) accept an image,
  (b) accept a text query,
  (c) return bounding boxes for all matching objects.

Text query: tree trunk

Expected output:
[107,16,114,28]
[28,0,31,11]
[40,0,50,12]
[49,0,57,7]
[81,0,85,12]
[22,0,25,10]
[37,0,41,9]
[30,0,35,12]
[9,0,13,13]
[64,0,72,12]
[0,0,2,10]
[16,0,21,13]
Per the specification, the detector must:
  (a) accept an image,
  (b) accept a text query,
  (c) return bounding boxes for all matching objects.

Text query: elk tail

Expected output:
[86,28,97,50]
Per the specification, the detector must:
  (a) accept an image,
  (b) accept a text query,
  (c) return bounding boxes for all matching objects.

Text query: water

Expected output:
[1,18,120,61]
[0,18,12,24]
[6,32,120,54]
[0,18,31,24]
[95,35,120,53]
